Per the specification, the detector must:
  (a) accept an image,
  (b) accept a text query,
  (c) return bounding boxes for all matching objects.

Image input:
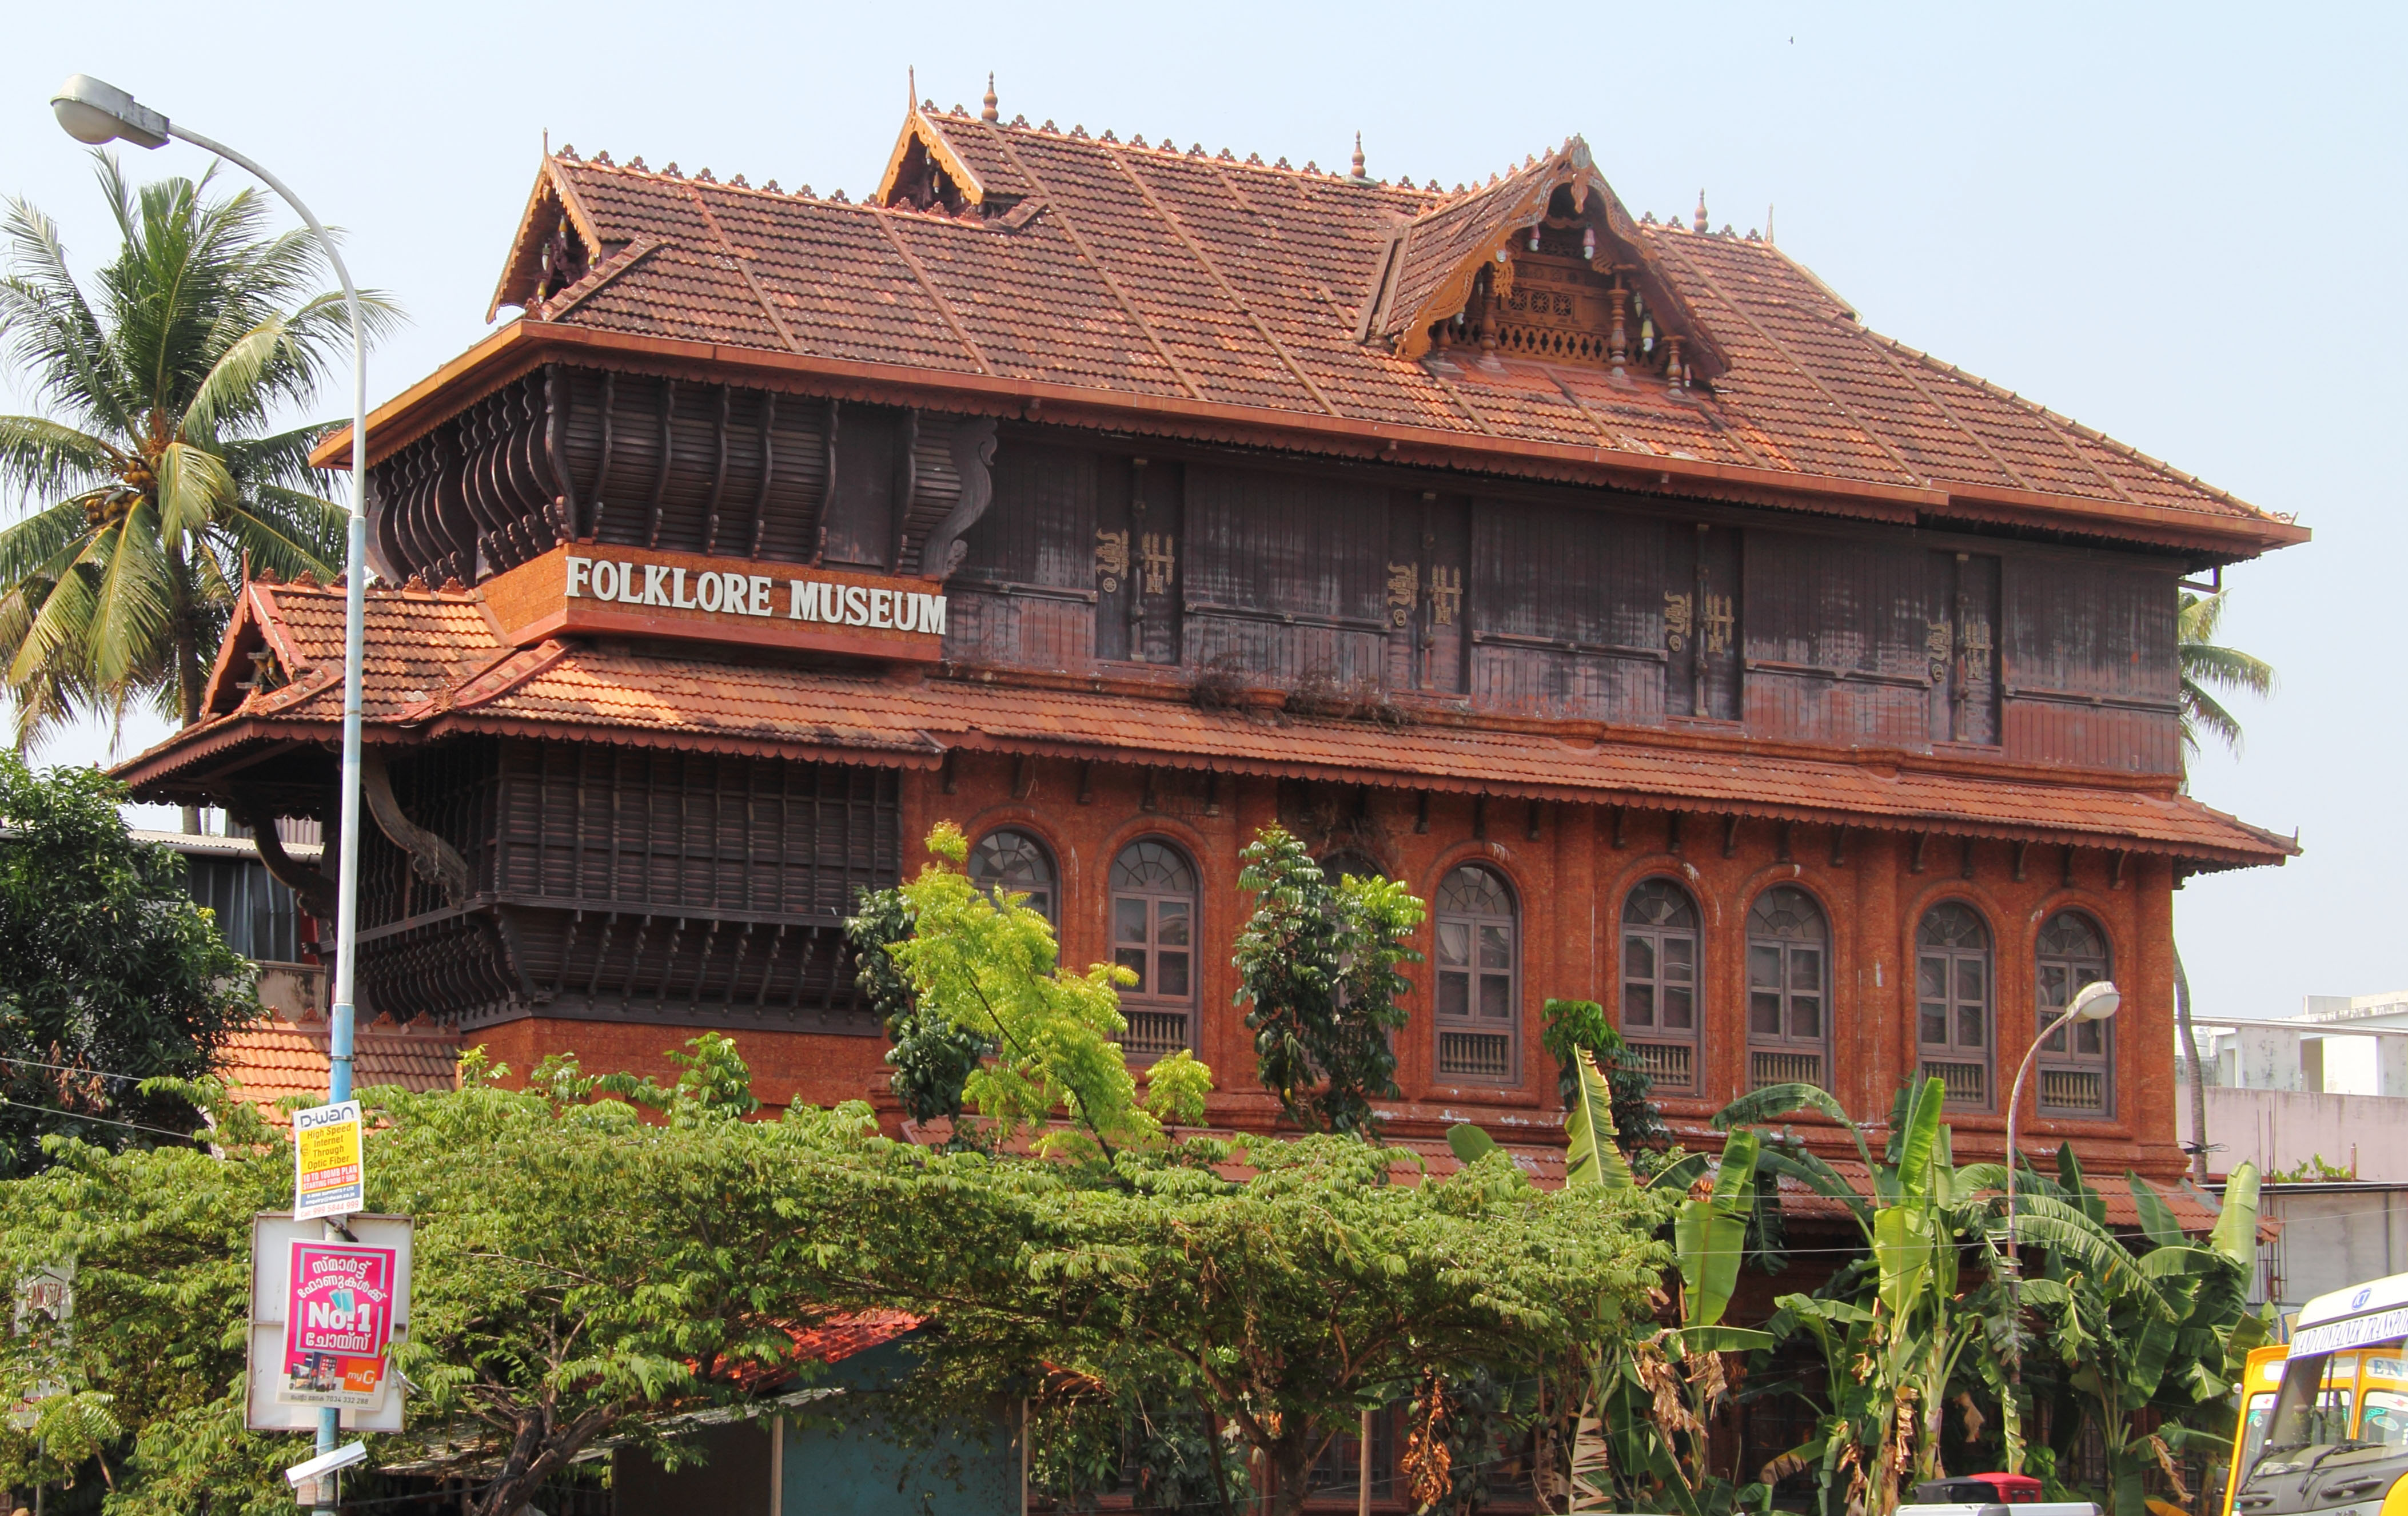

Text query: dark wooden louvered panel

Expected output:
[353,737,899,1028]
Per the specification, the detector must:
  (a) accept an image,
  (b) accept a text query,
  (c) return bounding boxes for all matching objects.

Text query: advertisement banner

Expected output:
[246,1214,412,1433]
[293,1100,364,1221]
[7,1260,73,1430]
[274,1240,397,1407]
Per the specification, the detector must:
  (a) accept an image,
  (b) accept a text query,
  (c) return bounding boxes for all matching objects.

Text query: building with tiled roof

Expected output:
[119,90,2303,1189]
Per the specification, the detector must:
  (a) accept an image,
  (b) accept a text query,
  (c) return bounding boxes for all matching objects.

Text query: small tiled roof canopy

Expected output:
[115,576,2298,873]
[412,105,2302,558]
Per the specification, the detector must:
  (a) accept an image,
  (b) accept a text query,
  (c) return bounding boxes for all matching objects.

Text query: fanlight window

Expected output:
[1434,865,1518,1082]
[968,828,1056,925]
[1747,887,1828,1091]
[1111,839,1197,1061]
[1620,878,1700,1093]
[1917,902,1994,1109]
[2036,911,2114,1117]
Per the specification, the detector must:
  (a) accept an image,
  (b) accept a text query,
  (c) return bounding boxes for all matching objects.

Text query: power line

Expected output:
[0,1095,206,1143]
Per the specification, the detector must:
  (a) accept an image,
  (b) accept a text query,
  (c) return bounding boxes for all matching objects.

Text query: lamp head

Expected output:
[50,75,169,150]
[2068,980,2122,1022]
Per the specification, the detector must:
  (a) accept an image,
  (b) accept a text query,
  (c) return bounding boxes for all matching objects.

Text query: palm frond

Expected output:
[0,414,126,500]
[220,424,342,495]
[0,497,99,586]
[222,486,345,576]
[79,503,177,689]
[2176,590,2275,760]
[154,441,237,541]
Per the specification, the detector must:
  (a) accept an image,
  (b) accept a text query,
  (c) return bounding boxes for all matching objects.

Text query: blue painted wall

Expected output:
[777,1338,1019,1516]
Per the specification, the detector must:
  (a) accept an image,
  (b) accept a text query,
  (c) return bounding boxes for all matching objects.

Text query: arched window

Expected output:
[1748,886,1828,1090]
[1917,902,1994,1109]
[1319,849,1386,885]
[1434,865,1518,1081]
[1111,839,1197,1060]
[2036,911,2114,1116]
[1619,879,1700,1093]
[969,829,1057,926]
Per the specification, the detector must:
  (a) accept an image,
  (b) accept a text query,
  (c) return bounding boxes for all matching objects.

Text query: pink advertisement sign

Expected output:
[276,1240,397,1407]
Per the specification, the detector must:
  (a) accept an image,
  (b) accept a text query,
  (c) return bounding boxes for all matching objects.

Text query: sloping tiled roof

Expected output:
[122,579,2295,872]
[440,109,2293,548]
[215,1015,462,1123]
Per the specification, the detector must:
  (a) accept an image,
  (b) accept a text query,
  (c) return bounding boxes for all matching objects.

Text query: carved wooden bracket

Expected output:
[361,751,473,904]
[914,415,1000,581]
[225,787,337,922]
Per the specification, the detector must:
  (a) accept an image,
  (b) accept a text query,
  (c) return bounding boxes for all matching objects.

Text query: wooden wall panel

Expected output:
[819,404,902,570]
[2002,553,2180,773]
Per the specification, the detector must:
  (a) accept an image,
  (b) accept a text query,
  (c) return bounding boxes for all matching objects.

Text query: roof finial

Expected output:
[1766,203,1776,244]
[1693,190,1709,233]
[981,73,999,123]
[1350,132,1366,181]
[908,66,917,110]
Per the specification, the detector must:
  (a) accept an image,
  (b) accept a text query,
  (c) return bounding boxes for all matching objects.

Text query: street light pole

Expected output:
[2000,976,2121,1473]
[51,74,367,1512]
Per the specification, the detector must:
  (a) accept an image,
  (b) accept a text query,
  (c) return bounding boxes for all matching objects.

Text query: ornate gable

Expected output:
[488,160,615,321]
[1366,139,1725,388]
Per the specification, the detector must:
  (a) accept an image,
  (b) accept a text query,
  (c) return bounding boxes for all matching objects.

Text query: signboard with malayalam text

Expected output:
[293,1099,364,1222]
[276,1240,398,1407]
[480,544,949,662]
[247,1213,413,1433]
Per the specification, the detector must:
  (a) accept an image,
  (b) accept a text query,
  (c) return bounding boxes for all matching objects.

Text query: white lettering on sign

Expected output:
[788,579,946,635]
[563,556,945,636]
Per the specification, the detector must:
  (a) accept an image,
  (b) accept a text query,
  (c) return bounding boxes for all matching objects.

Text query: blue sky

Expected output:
[2,0,2399,1023]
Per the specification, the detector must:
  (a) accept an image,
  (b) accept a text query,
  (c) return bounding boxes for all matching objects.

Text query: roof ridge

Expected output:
[968,114,1448,201]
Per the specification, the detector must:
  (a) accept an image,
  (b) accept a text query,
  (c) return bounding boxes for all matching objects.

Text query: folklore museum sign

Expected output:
[483,544,948,662]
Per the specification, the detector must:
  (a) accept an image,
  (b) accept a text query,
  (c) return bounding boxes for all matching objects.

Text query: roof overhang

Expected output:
[316,321,2312,562]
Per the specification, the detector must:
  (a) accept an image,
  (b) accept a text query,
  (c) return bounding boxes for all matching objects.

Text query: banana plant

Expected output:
[2005,1150,2265,1516]
[1718,1079,2022,1516]
[1516,1051,1772,1515]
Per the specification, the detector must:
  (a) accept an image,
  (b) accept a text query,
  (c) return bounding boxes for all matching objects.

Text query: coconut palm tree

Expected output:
[2173,588,2278,1182]
[0,153,397,762]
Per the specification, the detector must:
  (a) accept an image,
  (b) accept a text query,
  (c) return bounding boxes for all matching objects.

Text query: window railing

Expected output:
[1628,1041,1695,1091]
[1923,1059,1988,1108]
[1438,1029,1513,1081]
[1751,1049,1823,1090]
[2038,1066,2108,1115]
[1123,1010,1191,1060]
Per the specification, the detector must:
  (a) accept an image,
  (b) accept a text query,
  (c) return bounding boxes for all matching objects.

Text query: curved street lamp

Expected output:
[51,72,368,1511]
[2000,975,2121,1470]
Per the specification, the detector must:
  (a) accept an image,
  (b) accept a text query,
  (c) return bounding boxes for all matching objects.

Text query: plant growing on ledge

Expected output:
[1541,997,1671,1157]
[1232,825,1424,1137]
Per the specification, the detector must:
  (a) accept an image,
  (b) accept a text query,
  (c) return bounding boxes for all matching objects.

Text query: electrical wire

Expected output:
[0,1095,206,1143]
[0,1053,162,1083]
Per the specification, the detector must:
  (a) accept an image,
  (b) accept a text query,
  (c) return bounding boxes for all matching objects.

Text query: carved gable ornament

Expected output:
[1360,138,1725,385]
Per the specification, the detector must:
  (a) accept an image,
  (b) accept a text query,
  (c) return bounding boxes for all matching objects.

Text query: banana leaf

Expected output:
[2211,1163,2262,1270]
[1711,1083,1875,1173]
[2126,1311,2179,1401]
[1564,1049,1634,1191]
[1893,1077,1947,1201]
[2006,1199,2170,1315]
[1674,1323,1775,1354]
[1712,1129,1762,1220]
[1875,1204,1935,1323]
[1677,1195,1749,1327]
[2137,1245,2220,1281]
[1757,1149,1872,1235]
[1647,1151,1715,1193]
[2057,1141,2107,1224]
[2127,1172,2187,1248]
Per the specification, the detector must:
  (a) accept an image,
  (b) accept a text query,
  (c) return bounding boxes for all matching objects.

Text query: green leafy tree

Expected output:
[1231,825,1424,1136]
[848,883,991,1145]
[0,155,397,751]
[905,1133,1672,1516]
[0,1041,949,1516]
[886,822,1210,1157]
[2172,588,2278,1182]
[0,754,253,1177]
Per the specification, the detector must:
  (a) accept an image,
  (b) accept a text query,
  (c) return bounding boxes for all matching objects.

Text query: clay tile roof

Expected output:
[118,581,2297,873]
[453,111,2294,542]
[215,1016,462,1124]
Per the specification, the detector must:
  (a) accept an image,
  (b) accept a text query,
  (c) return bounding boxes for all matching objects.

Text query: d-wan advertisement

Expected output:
[277,1241,398,1407]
